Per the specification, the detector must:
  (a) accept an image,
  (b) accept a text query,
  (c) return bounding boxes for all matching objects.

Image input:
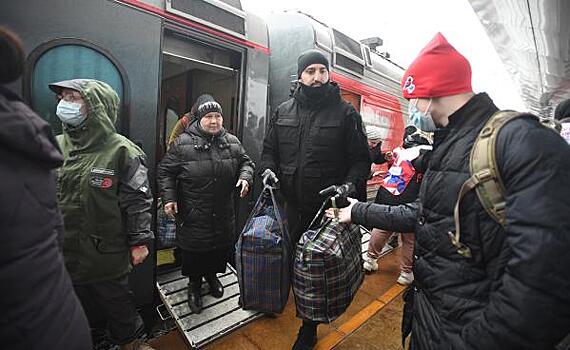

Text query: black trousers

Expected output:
[286,203,319,244]
[73,275,144,345]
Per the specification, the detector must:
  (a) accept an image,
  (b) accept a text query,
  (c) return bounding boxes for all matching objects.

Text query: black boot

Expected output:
[187,277,202,314]
[205,274,224,298]
[291,320,318,350]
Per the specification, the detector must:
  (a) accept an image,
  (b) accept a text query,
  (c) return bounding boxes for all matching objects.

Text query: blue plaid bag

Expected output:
[235,185,291,313]
[292,218,363,323]
[157,199,176,249]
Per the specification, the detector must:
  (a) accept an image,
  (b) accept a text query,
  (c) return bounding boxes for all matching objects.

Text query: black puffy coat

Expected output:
[0,86,92,349]
[352,93,570,349]
[261,82,371,214]
[158,122,254,252]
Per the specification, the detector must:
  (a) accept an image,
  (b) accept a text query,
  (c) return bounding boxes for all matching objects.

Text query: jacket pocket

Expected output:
[279,165,296,198]
[276,117,300,144]
[90,234,127,254]
[315,120,342,145]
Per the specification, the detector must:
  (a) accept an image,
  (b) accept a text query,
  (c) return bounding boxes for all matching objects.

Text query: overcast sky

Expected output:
[242,0,526,111]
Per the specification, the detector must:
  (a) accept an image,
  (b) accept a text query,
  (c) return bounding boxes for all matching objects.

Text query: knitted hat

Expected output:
[401,32,472,99]
[554,98,570,121]
[192,94,222,120]
[297,49,329,78]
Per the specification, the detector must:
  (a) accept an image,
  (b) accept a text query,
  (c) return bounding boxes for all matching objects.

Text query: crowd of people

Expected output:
[2,22,570,350]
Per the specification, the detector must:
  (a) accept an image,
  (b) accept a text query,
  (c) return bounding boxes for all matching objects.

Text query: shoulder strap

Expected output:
[450,110,530,258]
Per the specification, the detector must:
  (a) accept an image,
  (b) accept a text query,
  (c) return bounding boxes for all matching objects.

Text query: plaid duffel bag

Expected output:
[235,184,291,313]
[293,218,363,323]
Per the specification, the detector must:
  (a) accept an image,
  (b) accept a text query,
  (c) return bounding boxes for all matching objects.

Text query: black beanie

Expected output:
[193,94,222,120]
[554,98,570,121]
[297,49,329,78]
[0,27,24,84]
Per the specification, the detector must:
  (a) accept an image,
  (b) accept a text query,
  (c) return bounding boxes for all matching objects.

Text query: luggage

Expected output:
[235,184,291,313]
[156,198,176,249]
[292,204,363,323]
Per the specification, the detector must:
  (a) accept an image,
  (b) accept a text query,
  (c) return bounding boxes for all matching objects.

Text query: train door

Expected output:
[153,29,262,348]
[157,30,242,161]
[155,29,243,265]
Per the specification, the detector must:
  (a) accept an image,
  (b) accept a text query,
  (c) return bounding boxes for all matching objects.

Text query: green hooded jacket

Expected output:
[54,79,153,285]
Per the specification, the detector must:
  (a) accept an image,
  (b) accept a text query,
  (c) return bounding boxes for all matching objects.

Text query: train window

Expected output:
[333,28,363,60]
[335,53,365,75]
[30,44,125,135]
[364,46,373,67]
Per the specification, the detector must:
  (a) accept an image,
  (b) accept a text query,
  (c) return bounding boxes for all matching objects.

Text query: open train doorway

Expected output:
[157,31,242,161]
[154,30,263,349]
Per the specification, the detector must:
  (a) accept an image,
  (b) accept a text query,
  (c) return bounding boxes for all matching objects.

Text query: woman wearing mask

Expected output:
[158,94,254,314]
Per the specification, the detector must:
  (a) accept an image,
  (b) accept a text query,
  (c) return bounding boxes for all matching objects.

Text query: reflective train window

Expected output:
[30,44,125,135]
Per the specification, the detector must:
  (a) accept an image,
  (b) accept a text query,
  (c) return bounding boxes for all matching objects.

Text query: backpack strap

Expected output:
[449,110,529,258]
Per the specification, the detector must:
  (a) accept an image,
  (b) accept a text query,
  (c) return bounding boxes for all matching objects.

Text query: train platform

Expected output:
[149,247,407,350]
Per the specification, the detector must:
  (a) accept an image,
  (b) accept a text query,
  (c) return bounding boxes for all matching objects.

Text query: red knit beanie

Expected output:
[401,32,472,99]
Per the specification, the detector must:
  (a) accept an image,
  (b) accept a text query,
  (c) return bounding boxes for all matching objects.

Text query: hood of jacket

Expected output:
[60,80,119,152]
[0,86,63,169]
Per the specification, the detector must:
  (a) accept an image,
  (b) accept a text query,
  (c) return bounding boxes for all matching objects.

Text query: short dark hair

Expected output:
[0,27,24,84]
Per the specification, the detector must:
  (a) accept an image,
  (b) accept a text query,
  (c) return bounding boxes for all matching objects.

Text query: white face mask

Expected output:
[56,100,86,126]
[408,99,436,132]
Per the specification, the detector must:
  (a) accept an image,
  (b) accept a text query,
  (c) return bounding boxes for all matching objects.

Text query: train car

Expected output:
[1,0,271,307]
[1,2,409,348]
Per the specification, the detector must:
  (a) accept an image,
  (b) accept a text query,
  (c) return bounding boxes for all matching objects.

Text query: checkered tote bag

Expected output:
[292,218,363,323]
[235,185,291,313]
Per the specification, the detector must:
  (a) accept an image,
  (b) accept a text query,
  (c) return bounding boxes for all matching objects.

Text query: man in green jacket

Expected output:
[50,79,154,350]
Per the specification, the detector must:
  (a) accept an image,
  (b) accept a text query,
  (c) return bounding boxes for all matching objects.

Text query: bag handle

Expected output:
[267,184,293,248]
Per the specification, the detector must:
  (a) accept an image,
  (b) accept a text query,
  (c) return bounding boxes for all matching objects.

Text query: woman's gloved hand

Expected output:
[262,168,279,186]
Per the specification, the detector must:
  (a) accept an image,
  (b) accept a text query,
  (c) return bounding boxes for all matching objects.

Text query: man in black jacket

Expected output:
[260,49,371,350]
[0,27,92,350]
[329,32,570,349]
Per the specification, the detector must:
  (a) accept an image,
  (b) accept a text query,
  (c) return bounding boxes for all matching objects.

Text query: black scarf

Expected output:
[293,81,339,109]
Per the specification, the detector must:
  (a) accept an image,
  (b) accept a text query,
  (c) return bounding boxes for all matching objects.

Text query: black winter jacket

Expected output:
[0,86,92,349]
[352,93,570,349]
[158,122,254,252]
[261,82,371,214]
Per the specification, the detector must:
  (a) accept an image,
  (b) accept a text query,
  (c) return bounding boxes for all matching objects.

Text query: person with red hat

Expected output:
[327,32,570,349]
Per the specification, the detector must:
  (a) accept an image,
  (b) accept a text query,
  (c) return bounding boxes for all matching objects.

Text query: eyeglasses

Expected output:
[57,91,83,103]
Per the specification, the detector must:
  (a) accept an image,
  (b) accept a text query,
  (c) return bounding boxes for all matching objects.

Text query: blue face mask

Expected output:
[408,99,436,132]
[56,100,86,127]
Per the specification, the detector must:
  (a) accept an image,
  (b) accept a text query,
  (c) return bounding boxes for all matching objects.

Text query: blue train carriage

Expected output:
[0,0,270,309]
[266,11,409,200]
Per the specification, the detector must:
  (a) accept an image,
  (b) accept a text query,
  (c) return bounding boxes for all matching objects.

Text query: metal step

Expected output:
[156,226,393,349]
[156,264,263,349]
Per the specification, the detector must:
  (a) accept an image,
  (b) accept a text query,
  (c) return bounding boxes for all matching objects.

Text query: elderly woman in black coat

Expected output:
[158,94,254,314]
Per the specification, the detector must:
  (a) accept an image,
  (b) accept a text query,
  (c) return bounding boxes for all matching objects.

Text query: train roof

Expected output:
[134,0,269,52]
[469,0,570,117]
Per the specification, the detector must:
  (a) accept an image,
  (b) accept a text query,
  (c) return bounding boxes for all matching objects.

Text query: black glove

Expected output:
[319,183,355,208]
[262,168,279,186]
